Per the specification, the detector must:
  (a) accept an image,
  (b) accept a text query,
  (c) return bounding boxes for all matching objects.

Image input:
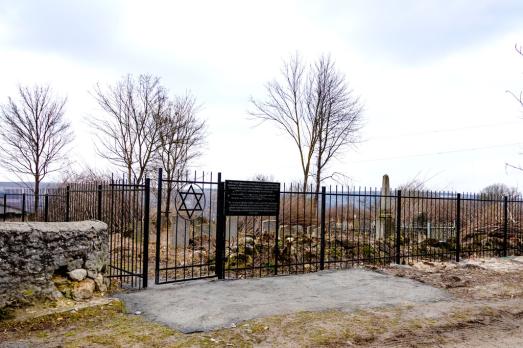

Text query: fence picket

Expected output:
[1,171,523,288]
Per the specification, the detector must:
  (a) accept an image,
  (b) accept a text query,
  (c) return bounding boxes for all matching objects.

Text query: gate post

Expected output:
[44,194,49,222]
[142,178,151,288]
[395,190,402,264]
[97,184,103,221]
[65,186,70,222]
[274,213,280,275]
[455,193,461,262]
[22,193,26,222]
[319,186,327,270]
[215,173,226,279]
[3,194,6,222]
[154,168,163,284]
[503,196,508,257]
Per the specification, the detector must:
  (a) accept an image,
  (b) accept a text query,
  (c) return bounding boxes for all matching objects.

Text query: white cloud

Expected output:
[0,0,522,191]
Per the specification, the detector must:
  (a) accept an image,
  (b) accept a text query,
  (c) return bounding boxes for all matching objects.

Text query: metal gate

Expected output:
[105,179,151,288]
[154,169,287,284]
[153,169,324,284]
[154,169,221,284]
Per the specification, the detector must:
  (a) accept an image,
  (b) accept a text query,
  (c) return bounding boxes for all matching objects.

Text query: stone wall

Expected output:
[0,221,109,308]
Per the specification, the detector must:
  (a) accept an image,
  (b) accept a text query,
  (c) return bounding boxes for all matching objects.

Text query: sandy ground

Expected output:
[374,256,523,347]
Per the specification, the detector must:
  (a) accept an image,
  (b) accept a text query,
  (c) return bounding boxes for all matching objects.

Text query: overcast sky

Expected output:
[1,0,523,191]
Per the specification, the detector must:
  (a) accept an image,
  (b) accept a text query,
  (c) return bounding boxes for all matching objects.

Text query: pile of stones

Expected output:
[53,266,109,301]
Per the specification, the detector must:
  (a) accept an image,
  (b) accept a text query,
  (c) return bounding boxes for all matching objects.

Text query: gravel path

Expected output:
[119,268,449,332]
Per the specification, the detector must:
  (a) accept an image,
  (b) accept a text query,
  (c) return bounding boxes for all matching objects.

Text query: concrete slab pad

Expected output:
[118,269,450,333]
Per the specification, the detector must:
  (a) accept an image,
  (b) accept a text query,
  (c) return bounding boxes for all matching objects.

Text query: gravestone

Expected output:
[306,225,319,238]
[278,224,289,236]
[194,223,217,235]
[279,224,305,236]
[226,217,238,240]
[334,221,346,230]
[376,174,393,239]
[172,221,217,247]
[291,225,304,235]
[262,219,277,233]
[172,220,190,246]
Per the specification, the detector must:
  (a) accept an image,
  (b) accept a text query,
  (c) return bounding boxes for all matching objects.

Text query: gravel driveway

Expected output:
[119,268,449,332]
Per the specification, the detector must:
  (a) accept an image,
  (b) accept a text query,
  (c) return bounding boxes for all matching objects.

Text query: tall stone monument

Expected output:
[376,174,393,239]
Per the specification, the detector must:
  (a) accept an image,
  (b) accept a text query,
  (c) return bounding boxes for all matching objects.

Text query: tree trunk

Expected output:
[302,173,309,192]
[127,164,132,183]
[34,175,40,215]
[315,131,324,196]
[315,165,321,195]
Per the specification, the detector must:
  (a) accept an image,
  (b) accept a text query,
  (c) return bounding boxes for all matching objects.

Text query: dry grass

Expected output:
[3,297,523,347]
[4,258,523,347]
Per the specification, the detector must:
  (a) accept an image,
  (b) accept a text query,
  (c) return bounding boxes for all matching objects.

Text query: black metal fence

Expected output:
[156,171,523,283]
[3,173,523,288]
[212,188,523,281]
[1,180,151,288]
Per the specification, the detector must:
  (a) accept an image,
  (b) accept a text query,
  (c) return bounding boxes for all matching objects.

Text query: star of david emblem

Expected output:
[176,184,205,220]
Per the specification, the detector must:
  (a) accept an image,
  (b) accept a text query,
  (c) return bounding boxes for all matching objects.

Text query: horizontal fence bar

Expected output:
[2,174,523,288]
[106,265,144,278]
[161,179,219,185]
[155,274,218,285]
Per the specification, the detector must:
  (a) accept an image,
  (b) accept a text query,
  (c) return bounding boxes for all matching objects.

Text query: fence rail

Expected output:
[2,175,523,288]
[217,186,523,280]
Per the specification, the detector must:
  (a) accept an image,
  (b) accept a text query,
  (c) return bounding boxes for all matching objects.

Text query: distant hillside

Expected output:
[0,182,58,194]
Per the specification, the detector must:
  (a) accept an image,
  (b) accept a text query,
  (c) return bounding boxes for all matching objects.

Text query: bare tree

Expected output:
[0,85,73,212]
[397,179,427,193]
[250,54,363,191]
[505,44,523,173]
[250,55,317,191]
[90,74,168,183]
[480,183,519,199]
[156,93,205,220]
[508,44,523,107]
[59,166,112,184]
[309,56,363,193]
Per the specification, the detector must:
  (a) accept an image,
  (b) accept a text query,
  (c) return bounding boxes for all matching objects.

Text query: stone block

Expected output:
[0,221,108,308]
[94,274,107,292]
[68,269,87,281]
[262,219,277,233]
[67,259,84,271]
[73,278,95,300]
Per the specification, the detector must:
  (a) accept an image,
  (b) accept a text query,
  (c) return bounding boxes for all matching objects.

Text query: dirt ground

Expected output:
[2,256,523,347]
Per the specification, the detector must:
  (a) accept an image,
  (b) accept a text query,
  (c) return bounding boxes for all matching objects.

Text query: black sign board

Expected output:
[224,180,280,216]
